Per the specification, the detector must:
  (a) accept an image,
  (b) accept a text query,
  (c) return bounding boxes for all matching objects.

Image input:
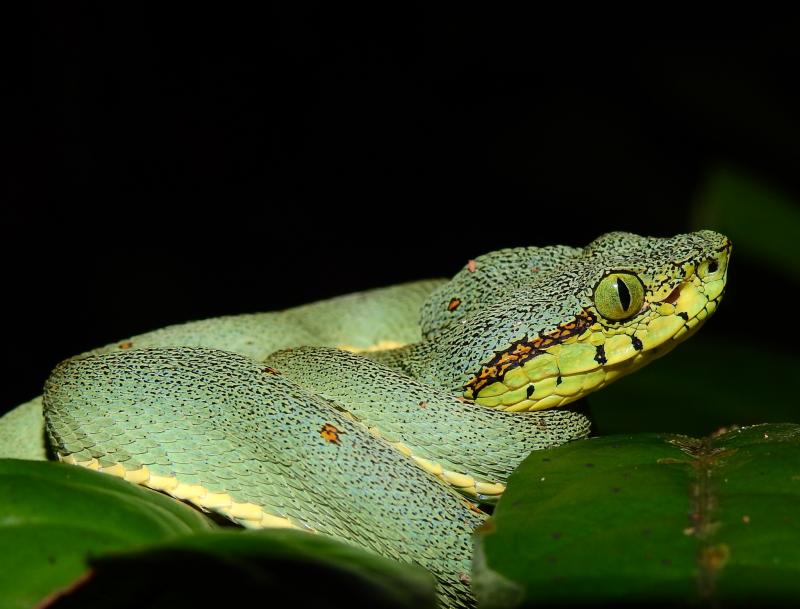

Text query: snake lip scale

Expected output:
[39,230,730,608]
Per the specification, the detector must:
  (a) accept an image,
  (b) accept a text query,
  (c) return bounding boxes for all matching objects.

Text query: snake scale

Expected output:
[41,231,731,607]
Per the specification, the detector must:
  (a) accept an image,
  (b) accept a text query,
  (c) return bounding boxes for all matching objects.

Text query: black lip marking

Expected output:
[594,345,607,365]
[631,335,643,351]
[465,310,596,398]
[526,385,535,397]
[556,375,563,386]
[677,312,689,321]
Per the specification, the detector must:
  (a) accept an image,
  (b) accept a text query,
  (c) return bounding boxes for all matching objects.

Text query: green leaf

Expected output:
[588,337,799,437]
[47,530,438,609]
[474,424,800,607]
[0,459,214,609]
[1,459,436,609]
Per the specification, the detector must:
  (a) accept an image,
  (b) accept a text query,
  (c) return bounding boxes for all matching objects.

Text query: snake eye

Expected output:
[593,272,645,321]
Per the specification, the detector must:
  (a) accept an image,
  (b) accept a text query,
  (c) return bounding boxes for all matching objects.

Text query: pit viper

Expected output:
[41,230,731,608]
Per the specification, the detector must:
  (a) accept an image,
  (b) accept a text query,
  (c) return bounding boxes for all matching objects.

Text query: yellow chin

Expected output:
[473,277,723,412]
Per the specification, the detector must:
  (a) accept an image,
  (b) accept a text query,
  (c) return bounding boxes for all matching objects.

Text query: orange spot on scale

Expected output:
[262,367,280,375]
[448,298,462,312]
[496,352,516,365]
[319,423,344,445]
[480,366,497,379]
[512,344,532,357]
[467,259,477,273]
[119,341,133,349]
[467,502,484,514]
[498,362,514,375]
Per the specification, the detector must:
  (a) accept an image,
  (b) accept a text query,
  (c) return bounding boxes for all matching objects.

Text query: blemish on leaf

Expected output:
[658,457,689,465]
[474,520,496,535]
[699,543,730,572]
[710,425,736,438]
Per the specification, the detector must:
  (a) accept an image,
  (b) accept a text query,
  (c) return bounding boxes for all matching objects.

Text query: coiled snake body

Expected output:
[43,231,731,607]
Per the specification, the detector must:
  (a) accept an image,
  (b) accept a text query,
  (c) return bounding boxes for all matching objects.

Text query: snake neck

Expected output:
[363,341,467,398]
[363,343,420,376]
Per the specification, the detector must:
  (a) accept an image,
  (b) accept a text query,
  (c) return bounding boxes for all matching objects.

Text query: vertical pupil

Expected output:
[616,277,631,311]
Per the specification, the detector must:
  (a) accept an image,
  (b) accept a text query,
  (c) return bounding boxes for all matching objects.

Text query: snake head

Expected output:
[413,230,731,411]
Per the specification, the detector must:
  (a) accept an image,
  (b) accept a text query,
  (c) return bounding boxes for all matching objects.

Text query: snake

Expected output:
[41,230,731,608]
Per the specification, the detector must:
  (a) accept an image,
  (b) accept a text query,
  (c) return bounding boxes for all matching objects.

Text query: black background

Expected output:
[5,9,800,412]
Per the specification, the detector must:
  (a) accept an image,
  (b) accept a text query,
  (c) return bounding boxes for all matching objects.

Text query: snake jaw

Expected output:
[470,236,732,412]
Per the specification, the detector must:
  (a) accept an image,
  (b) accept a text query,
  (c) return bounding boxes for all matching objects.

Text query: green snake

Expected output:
[40,230,731,608]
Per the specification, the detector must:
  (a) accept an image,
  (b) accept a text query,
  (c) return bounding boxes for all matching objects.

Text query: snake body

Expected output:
[42,231,731,608]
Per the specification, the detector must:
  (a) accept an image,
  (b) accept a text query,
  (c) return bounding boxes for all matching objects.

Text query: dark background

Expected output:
[5,10,800,418]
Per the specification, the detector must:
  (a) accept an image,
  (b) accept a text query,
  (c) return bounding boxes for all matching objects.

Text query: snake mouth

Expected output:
[467,245,730,412]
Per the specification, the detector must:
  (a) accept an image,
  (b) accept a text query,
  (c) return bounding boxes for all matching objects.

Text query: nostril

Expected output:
[708,259,719,274]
